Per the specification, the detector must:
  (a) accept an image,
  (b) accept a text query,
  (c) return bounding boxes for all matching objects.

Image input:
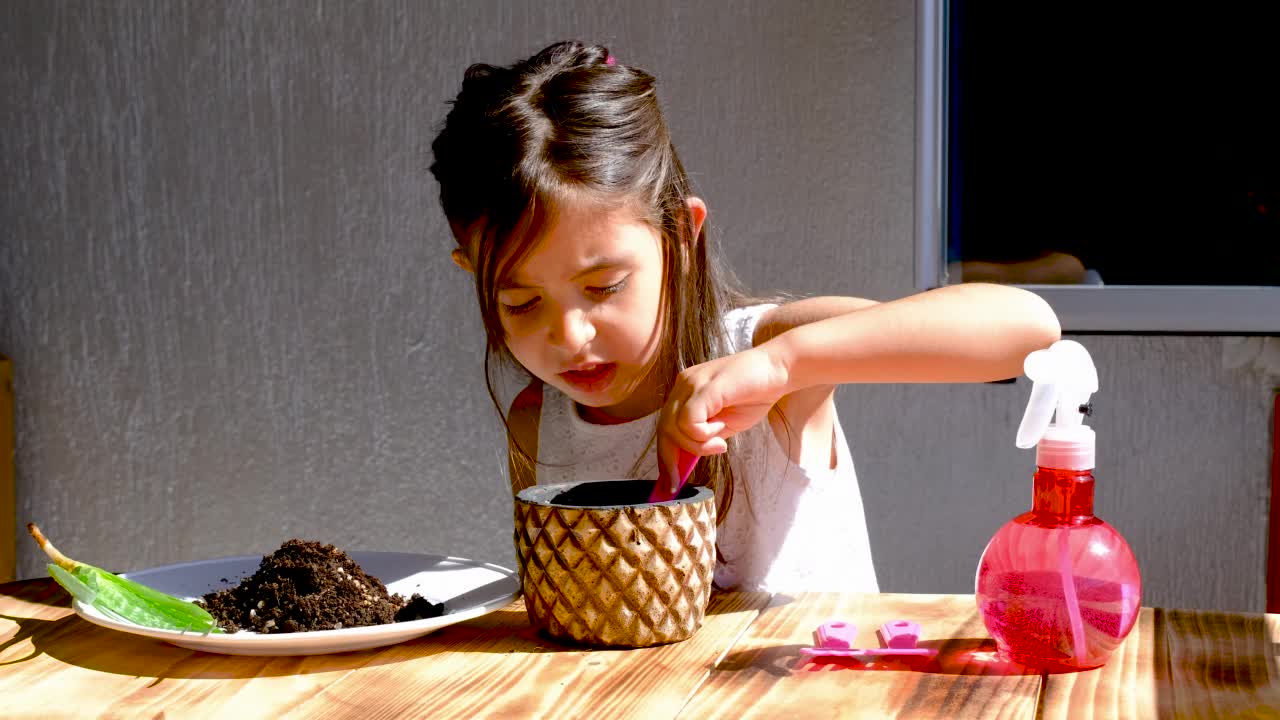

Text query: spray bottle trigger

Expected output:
[1016,379,1058,449]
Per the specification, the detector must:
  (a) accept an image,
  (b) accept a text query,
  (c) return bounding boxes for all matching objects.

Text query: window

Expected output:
[915,0,1280,332]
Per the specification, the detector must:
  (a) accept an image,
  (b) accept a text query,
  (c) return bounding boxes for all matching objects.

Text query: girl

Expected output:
[430,41,1060,592]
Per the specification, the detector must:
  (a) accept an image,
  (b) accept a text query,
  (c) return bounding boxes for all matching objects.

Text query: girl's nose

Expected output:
[548,306,596,351]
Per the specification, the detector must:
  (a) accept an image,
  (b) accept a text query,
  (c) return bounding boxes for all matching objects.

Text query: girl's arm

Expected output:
[760,282,1060,387]
[655,283,1060,483]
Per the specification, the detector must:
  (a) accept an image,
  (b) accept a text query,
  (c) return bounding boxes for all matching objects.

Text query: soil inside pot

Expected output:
[197,539,445,633]
[550,479,698,507]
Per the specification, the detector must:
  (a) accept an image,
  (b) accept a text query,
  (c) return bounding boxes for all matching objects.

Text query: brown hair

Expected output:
[429,40,755,523]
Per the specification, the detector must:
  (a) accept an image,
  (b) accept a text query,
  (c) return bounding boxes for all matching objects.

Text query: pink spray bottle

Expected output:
[975,340,1141,671]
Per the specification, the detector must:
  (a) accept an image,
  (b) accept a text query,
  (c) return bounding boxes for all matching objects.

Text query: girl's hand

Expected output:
[656,347,791,484]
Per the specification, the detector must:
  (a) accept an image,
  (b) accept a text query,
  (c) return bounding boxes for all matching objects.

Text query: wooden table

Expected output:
[2,578,1278,718]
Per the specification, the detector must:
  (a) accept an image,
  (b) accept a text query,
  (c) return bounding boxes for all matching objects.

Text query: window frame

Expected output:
[914,0,1280,334]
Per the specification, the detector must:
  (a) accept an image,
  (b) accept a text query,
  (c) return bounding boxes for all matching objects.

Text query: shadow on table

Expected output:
[0,595,536,679]
[717,638,1043,677]
[0,613,80,667]
[391,610,704,656]
[1151,608,1280,717]
[0,610,406,678]
[0,577,541,680]
[1,581,785,679]
[704,589,775,616]
[0,578,75,609]
[3,598,627,679]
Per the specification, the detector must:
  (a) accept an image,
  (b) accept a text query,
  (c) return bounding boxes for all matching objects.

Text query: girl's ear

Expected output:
[677,197,708,275]
[451,248,474,273]
[686,196,708,242]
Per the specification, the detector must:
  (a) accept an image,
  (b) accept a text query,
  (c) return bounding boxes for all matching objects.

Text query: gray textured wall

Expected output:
[2,1,1272,612]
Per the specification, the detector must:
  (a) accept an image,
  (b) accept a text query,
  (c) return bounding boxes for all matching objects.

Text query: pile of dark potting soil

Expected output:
[198,539,444,634]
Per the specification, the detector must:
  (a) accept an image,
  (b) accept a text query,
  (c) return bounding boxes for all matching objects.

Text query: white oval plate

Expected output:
[71,551,520,656]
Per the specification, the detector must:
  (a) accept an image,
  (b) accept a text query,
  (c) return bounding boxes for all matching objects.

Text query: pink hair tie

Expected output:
[605,55,616,65]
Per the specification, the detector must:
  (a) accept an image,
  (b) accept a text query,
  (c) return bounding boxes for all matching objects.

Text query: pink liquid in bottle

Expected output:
[976,466,1141,671]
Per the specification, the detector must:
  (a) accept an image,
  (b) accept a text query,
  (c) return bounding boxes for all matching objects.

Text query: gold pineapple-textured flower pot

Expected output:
[513,479,716,647]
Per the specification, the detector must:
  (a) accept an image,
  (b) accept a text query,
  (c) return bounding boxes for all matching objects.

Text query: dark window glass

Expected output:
[946,2,1279,286]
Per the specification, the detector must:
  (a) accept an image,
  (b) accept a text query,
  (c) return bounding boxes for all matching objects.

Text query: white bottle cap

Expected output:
[1037,424,1095,471]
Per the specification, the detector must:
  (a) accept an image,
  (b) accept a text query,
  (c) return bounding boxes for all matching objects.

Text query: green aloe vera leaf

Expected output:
[89,567,221,633]
[75,565,204,631]
[29,522,223,634]
[47,563,97,606]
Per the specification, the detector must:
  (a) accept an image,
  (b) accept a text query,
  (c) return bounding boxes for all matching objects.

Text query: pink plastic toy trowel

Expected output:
[647,448,698,503]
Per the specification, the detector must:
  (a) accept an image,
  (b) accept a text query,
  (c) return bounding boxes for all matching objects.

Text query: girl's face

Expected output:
[495,202,670,421]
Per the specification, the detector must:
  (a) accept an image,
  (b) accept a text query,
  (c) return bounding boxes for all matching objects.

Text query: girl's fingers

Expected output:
[662,433,727,460]
[687,437,727,455]
[687,420,726,440]
[657,430,725,477]
[656,375,731,487]
[658,438,725,492]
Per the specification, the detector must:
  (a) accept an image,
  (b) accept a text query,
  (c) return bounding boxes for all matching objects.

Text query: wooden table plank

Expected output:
[2,579,767,720]
[282,591,771,720]
[1039,607,1280,719]
[2,579,159,717]
[1,580,767,720]
[1035,606,1153,720]
[679,592,1042,720]
[0,580,453,720]
[11,576,1280,720]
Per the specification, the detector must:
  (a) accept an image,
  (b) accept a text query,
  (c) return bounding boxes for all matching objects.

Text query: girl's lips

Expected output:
[559,363,618,393]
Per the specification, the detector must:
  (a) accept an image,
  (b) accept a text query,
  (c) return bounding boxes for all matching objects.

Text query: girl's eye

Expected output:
[501,298,539,316]
[587,277,629,298]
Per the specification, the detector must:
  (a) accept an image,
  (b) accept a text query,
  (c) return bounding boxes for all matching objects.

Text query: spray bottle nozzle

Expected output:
[1015,340,1099,469]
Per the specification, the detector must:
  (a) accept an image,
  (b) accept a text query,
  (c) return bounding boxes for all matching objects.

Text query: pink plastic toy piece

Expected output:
[813,621,857,649]
[647,449,698,503]
[878,620,921,649]
[799,618,937,659]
